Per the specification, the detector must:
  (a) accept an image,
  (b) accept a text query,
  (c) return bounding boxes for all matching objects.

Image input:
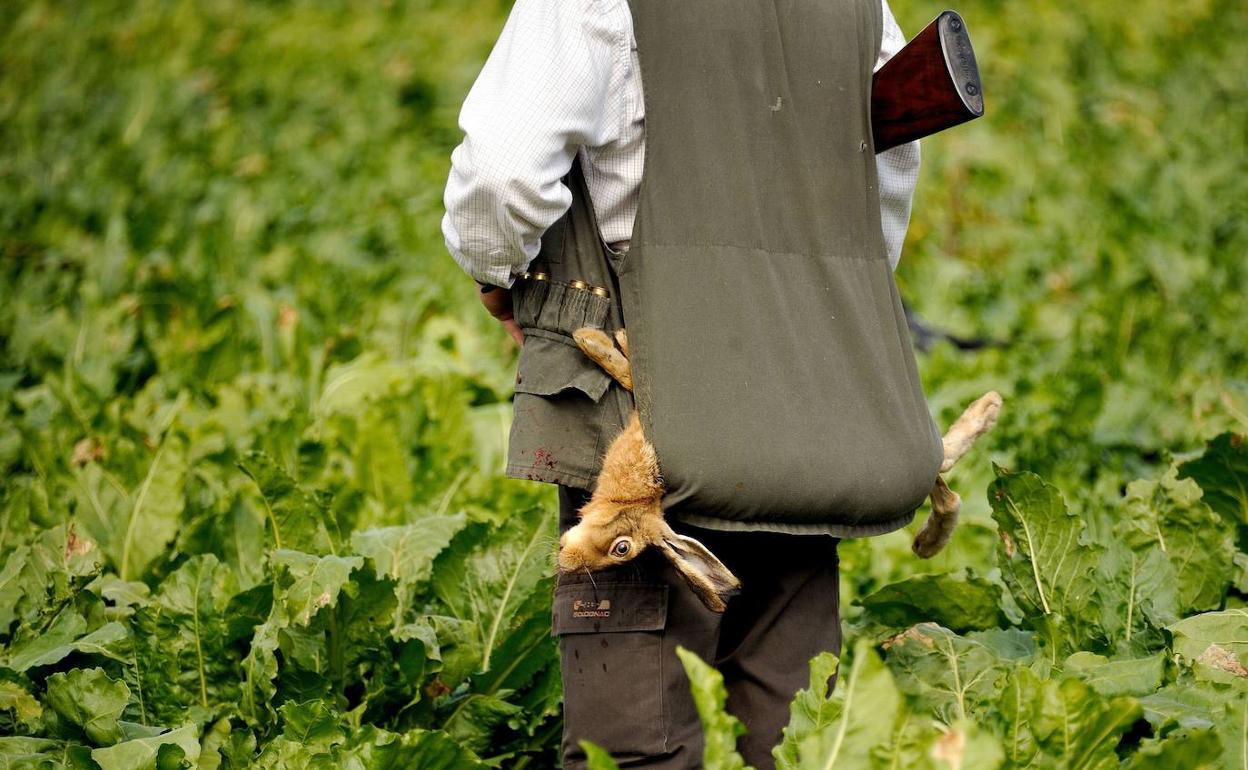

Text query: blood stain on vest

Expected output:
[534,448,557,469]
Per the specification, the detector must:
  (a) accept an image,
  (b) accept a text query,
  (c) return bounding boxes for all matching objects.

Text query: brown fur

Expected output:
[912,475,961,558]
[559,326,1002,611]
[559,332,740,612]
[911,391,1002,558]
[940,391,1002,473]
[572,328,633,392]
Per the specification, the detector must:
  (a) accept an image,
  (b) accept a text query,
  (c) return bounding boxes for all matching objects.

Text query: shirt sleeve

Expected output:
[442,0,624,287]
[875,0,921,271]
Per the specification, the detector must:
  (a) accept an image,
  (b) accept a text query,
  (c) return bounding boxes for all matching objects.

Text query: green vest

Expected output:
[506,0,943,537]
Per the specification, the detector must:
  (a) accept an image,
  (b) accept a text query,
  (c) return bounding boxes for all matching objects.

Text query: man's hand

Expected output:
[478,283,524,345]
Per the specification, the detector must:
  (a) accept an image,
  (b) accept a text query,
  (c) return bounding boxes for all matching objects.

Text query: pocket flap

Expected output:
[514,334,612,402]
[552,582,668,635]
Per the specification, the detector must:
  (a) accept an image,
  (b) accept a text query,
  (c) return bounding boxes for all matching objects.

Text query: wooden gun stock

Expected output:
[872,10,984,153]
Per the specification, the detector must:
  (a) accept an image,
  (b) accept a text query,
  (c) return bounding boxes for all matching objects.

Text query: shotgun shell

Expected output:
[532,272,549,282]
[590,286,610,298]
[569,280,589,291]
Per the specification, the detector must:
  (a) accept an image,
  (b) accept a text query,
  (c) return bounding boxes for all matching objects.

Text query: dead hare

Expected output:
[557,327,1002,613]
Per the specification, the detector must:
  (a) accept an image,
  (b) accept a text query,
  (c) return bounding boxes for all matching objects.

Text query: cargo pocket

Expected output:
[553,578,670,763]
[506,335,615,488]
[506,275,620,488]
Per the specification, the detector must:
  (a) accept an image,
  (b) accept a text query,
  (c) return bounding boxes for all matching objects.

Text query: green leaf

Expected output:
[431,507,552,671]
[675,646,753,770]
[351,513,467,629]
[239,551,361,725]
[269,550,363,627]
[241,612,281,727]
[1120,727,1223,770]
[965,628,1038,661]
[1168,609,1248,685]
[1178,432,1248,524]
[867,709,942,770]
[5,615,128,672]
[440,693,523,756]
[361,727,491,769]
[1139,683,1225,731]
[581,740,622,770]
[1224,694,1248,770]
[256,724,489,769]
[46,667,130,746]
[155,742,190,770]
[775,642,900,770]
[91,724,202,770]
[1117,468,1235,615]
[354,412,414,512]
[279,700,344,751]
[347,726,490,769]
[0,680,43,731]
[0,737,96,768]
[1062,652,1165,697]
[351,515,465,587]
[1,525,104,642]
[857,570,1008,635]
[988,467,1103,647]
[1029,678,1141,770]
[316,356,412,417]
[994,665,1044,766]
[467,575,559,715]
[239,452,337,555]
[774,652,841,770]
[197,717,233,770]
[0,544,31,635]
[1093,540,1175,652]
[88,434,187,582]
[883,624,1014,724]
[923,720,1006,770]
[131,554,242,725]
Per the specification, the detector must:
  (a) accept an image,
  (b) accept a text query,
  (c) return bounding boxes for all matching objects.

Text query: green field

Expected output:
[2,0,1246,767]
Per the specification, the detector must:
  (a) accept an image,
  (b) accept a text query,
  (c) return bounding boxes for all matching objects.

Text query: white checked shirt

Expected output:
[443,0,921,288]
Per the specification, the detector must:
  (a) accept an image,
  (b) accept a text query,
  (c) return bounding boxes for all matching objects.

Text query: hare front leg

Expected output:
[573,327,632,392]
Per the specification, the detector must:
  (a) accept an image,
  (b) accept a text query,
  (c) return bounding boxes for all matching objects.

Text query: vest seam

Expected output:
[635,240,888,263]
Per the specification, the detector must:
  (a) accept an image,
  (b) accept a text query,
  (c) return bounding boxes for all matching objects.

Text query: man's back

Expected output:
[441,1,934,767]
[443,0,921,287]
[611,0,942,531]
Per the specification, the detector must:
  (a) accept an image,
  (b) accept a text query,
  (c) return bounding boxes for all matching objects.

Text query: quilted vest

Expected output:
[506,0,942,537]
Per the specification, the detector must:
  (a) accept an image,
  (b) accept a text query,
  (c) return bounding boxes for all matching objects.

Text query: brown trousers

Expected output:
[555,486,842,770]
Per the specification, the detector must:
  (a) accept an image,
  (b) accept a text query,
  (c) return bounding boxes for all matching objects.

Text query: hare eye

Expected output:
[610,538,632,558]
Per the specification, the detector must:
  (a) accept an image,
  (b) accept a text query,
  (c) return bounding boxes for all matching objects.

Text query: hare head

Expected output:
[557,412,741,612]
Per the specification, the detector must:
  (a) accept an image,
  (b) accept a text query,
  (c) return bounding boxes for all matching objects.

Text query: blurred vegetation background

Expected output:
[1,0,1245,766]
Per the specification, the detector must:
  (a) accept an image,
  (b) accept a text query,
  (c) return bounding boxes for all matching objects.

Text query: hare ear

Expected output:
[655,522,741,613]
